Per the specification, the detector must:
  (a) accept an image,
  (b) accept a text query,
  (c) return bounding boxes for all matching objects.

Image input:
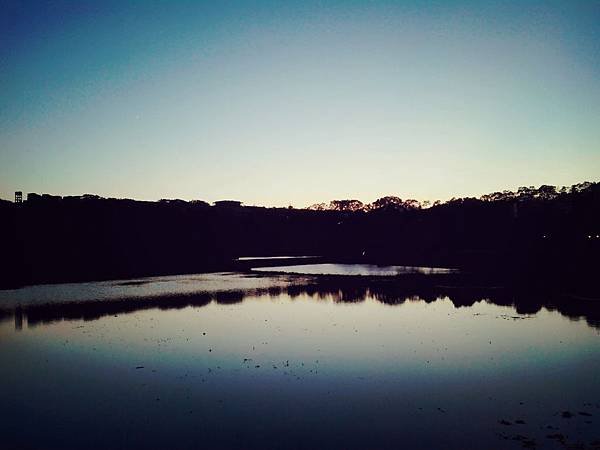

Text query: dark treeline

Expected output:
[1,182,599,289]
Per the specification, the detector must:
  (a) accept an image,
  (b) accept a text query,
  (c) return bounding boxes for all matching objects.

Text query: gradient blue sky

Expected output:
[1,0,599,206]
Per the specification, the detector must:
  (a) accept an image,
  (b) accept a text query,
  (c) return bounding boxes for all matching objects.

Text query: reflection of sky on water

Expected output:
[1,290,599,449]
[0,272,307,308]
[0,265,457,309]
[252,263,458,275]
[237,256,321,261]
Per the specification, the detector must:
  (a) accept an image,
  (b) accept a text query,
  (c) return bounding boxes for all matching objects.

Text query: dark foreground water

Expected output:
[1,272,599,450]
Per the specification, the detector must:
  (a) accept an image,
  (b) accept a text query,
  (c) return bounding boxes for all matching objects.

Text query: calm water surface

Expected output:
[237,256,321,261]
[252,263,458,275]
[1,273,599,450]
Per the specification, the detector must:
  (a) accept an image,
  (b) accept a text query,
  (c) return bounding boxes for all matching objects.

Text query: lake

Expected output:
[1,271,599,450]
[252,263,458,276]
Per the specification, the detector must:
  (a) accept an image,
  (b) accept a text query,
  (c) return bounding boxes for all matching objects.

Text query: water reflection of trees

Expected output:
[3,279,599,330]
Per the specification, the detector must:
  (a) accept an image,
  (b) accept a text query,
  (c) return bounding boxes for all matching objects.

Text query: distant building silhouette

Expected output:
[15,191,22,203]
[24,192,62,203]
[214,200,243,208]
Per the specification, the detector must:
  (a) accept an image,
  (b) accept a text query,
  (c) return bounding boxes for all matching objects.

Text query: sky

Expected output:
[1,0,599,207]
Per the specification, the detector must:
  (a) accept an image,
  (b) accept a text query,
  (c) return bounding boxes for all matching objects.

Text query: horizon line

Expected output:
[5,179,598,208]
